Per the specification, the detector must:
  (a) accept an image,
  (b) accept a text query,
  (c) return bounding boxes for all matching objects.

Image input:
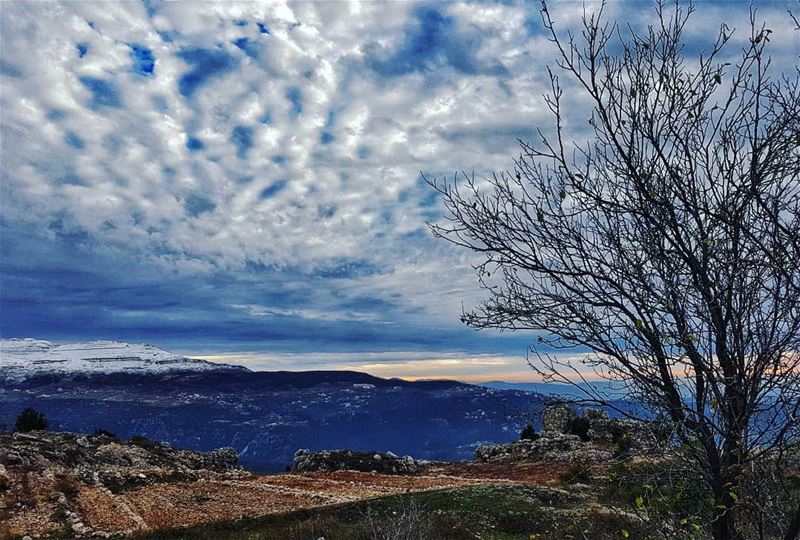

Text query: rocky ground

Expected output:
[0,406,658,539]
[0,431,585,539]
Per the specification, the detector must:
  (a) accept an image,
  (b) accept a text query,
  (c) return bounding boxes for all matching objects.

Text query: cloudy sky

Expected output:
[1,1,797,380]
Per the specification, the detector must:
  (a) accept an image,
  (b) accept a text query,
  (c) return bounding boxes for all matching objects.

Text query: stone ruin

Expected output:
[542,403,578,434]
[542,403,653,444]
[475,404,657,464]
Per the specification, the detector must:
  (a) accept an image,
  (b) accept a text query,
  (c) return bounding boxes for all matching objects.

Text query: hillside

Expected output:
[0,340,545,471]
[0,430,645,540]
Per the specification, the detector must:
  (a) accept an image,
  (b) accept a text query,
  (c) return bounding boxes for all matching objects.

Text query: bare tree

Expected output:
[428,2,800,539]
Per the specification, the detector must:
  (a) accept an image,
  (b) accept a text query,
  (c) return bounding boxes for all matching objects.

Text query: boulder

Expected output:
[475,432,612,464]
[292,449,419,474]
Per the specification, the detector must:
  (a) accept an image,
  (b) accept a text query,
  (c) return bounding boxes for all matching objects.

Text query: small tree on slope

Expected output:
[14,407,48,433]
[428,3,799,539]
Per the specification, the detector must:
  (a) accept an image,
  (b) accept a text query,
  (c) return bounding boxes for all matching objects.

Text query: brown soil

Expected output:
[2,462,579,538]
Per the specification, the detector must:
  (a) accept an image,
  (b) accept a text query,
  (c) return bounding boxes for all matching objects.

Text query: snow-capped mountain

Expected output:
[0,338,548,471]
[0,338,246,379]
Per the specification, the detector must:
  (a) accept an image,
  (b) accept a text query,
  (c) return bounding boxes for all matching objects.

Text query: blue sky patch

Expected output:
[232,37,261,59]
[230,126,253,159]
[47,110,66,122]
[184,194,216,217]
[79,77,122,108]
[77,43,88,58]
[317,203,337,219]
[320,131,334,144]
[313,259,381,279]
[286,87,302,117]
[64,131,85,149]
[259,180,288,199]
[366,6,506,78]
[0,60,22,78]
[177,47,237,98]
[142,0,158,18]
[130,44,155,75]
[56,172,88,186]
[186,137,204,151]
[158,30,178,43]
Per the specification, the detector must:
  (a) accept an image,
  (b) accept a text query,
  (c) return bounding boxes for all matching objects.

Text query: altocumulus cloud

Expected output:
[1,1,796,377]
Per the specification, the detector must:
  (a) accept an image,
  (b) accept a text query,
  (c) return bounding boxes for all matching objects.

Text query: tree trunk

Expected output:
[784,503,800,540]
[712,474,742,540]
[712,508,740,540]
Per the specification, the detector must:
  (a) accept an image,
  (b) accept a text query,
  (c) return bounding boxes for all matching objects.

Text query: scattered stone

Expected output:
[1,430,251,538]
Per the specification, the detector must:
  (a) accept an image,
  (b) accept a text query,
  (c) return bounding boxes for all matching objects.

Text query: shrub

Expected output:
[93,428,118,439]
[361,498,434,540]
[603,460,714,525]
[14,407,47,433]
[130,434,155,449]
[559,463,593,484]
[565,416,591,441]
[613,433,634,458]
[520,424,539,441]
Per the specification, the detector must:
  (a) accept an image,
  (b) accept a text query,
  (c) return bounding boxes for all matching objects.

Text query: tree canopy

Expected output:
[429,3,799,538]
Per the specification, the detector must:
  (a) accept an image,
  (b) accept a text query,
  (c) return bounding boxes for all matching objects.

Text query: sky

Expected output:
[1,1,797,381]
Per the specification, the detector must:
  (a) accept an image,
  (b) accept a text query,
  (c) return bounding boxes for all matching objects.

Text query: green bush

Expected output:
[14,407,47,432]
[130,434,154,448]
[566,416,591,441]
[93,428,118,439]
[613,433,634,457]
[603,460,714,525]
[559,463,593,484]
[520,424,539,441]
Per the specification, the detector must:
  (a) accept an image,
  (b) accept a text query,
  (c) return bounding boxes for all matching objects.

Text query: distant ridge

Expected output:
[477,380,624,398]
[0,338,247,380]
[0,345,544,469]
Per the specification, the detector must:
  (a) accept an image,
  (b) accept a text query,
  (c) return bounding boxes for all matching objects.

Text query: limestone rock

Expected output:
[292,449,419,474]
[476,404,658,464]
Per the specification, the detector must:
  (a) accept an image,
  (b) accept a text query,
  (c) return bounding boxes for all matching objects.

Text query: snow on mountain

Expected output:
[0,338,247,379]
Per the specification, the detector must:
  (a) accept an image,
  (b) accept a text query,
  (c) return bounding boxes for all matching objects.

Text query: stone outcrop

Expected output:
[292,449,419,474]
[0,431,246,493]
[542,404,654,447]
[542,404,578,434]
[476,432,613,464]
[0,430,248,538]
[476,404,655,464]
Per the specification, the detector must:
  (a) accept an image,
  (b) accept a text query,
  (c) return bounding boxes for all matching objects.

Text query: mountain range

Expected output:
[0,339,547,471]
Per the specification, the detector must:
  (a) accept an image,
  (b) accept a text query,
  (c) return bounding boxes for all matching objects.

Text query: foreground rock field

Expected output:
[0,431,579,539]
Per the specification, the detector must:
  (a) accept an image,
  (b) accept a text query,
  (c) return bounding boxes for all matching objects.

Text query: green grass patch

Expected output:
[134,484,653,540]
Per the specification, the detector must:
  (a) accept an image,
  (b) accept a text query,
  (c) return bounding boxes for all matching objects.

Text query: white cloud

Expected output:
[2,0,796,357]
